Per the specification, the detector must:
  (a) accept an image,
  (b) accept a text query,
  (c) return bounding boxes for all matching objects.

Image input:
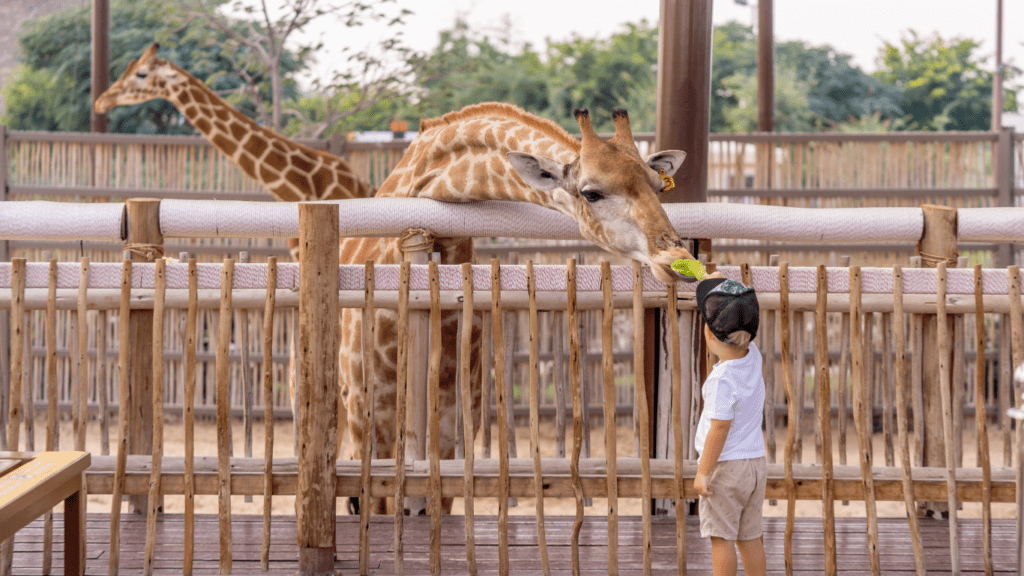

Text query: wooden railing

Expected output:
[0,199,1022,575]
[2,127,1016,269]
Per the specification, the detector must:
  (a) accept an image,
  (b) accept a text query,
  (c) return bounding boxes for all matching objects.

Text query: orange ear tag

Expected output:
[659,169,675,192]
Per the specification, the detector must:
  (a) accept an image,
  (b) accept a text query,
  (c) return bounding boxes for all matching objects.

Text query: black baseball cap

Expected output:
[696,278,759,344]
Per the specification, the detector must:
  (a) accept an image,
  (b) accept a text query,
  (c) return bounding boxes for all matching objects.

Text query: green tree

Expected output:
[184,0,416,136]
[778,41,903,128]
[3,0,295,134]
[709,21,902,132]
[875,31,1020,130]
[398,18,553,125]
[710,21,757,132]
[402,19,661,134]
[545,20,660,132]
[719,66,815,132]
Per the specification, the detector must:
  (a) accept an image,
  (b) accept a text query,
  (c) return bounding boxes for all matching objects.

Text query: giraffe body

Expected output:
[100,47,697,517]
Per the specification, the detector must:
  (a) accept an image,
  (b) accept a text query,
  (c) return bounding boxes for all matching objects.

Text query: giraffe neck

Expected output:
[375,103,580,215]
[164,64,374,201]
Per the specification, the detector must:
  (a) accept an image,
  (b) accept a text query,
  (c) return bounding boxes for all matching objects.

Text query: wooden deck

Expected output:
[7,514,1019,575]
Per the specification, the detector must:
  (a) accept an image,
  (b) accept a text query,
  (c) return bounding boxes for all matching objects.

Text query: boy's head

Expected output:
[696,277,759,349]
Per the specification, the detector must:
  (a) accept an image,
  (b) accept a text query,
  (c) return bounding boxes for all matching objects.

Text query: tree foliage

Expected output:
[3,0,293,134]
[875,31,1020,131]
[183,0,417,136]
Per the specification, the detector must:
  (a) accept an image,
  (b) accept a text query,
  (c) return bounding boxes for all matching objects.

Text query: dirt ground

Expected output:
[32,412,1017,520]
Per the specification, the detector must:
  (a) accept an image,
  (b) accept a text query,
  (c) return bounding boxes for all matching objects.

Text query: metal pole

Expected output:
[654,0,714,518]
[655,0,712,205]
[993,0,1003,132]
[91,0,110,133]
[757,0,775,134]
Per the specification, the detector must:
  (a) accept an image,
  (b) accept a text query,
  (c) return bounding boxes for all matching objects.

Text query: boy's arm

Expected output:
[694,418,731,497]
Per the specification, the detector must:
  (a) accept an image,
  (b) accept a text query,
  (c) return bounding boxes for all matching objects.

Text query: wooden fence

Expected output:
[0,200,1022,576]
[0,128,1019,426]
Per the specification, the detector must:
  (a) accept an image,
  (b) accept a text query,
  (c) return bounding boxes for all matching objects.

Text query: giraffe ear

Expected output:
[506,152,566,191]
[645,151,686,177]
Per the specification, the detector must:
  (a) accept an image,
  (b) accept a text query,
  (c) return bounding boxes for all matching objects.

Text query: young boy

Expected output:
[693,275,767,576]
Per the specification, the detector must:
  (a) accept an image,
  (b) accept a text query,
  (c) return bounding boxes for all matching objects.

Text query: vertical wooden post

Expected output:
[780,263,796,576]
[916,204,957,516]
[459,263,478,575]
[491,258,510,576]
[0,126,9,455]
[656,2,713,500]
[601,262,619,575]
[125,198,163,514]
[184,259,198,576]
[108,260,132,576]
[90,0,110,133]
[815,266,836,576]
[404,234,430,516]
[972,265,991,576]
[216,259,234,575]
[895,265,927,576]
[757,0,775,135]
[261,258,277,573]
[993,0,1004,133]
[656,0,712,203]
[852,266,881,576]
[526,261,550,576]
[296,203,340,576]
[394,262,411,575]
[568,259,585,576]
[996,128,1015,268]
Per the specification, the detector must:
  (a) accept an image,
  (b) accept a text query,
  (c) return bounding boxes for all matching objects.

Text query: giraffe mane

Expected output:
[419,102,582,154]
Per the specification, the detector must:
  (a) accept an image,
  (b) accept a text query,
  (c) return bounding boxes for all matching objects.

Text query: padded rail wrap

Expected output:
[159,199,925,244]
[0,201,125,241]
[957,207,1024,242]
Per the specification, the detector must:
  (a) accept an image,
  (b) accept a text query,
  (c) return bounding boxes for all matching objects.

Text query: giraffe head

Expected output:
[507,107,694,284]
[94,44,186,113]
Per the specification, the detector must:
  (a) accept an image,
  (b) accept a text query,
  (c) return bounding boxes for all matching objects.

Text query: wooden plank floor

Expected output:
[7,514,1019,575]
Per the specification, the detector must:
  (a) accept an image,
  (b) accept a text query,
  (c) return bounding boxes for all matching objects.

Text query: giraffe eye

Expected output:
[136,71,148,79]
[581,189,604,203]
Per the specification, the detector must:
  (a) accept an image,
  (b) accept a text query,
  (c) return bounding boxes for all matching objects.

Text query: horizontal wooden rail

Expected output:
[82,456,1018,503]
[4,288,1024,314]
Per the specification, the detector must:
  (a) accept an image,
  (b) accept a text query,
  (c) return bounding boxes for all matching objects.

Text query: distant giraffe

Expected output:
[95,43,374,202]
[341,102,693,513]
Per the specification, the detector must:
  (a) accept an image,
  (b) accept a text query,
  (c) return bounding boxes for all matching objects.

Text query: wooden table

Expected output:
[0,451,91,576]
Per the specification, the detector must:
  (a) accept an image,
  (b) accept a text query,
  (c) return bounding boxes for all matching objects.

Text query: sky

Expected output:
[279,0,1022,103]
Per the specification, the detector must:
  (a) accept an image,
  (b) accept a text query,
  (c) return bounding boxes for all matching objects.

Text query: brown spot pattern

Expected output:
[211,134,237,156]
[243,136,268,158]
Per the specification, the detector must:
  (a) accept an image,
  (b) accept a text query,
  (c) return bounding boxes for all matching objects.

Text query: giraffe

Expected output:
[94,43,375,203]
[97,46,698,516]
[342,102,694,514]
[94,42,374,465]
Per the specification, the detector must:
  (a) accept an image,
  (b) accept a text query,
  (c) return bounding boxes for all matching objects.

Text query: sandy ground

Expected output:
[28,412,1018,520]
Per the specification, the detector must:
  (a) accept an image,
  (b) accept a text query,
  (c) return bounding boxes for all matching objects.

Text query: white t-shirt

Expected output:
[694,342,766,461]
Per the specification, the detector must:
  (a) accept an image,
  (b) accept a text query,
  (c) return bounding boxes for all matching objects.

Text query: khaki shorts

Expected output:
[698,456,766,541]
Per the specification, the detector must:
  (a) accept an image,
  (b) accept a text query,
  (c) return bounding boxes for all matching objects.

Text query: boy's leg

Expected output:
[711,536,737,576]
[737,537,766,576]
